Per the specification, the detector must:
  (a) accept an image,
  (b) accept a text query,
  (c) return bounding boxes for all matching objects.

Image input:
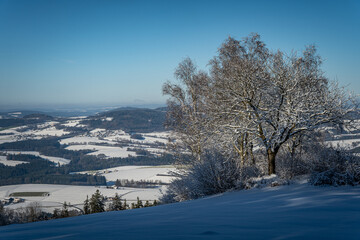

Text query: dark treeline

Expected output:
[114,179,168,188]
[0,114,53,129]
[0,155,106,186]
[65,154,176,172]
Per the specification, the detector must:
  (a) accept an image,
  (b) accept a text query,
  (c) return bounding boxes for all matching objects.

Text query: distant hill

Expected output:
[23,113,54,120]
[83,107,167,133]
[0,113,54,129]
[0,110,46,119]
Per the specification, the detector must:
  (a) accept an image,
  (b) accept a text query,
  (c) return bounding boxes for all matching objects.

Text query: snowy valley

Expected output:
[0,108,359,239]
[0,108,177,211]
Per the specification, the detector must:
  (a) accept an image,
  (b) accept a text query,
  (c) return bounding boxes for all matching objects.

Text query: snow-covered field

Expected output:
[0,155,28,166]
[66,144,137,158]
[79,165,177,183]
[1,151,71,165]
[0,165,176,212]
[0,184,164,212]
[60,129,171,158]
[32,126,69,136]
[1,183,360,239]
[0,123,70,144]
[327,139,360,149]
[59,136,115,145]
[324,119,360,151]
[61,119,87,127]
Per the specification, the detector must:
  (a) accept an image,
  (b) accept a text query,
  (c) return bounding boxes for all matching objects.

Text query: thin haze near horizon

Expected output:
[0,0,359,110]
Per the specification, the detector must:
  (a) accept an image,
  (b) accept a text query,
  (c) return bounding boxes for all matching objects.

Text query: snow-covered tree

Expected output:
[208,34,356,174]
[83,195,90,214]
[108,193,123,211]
[61,201,69,218]
[89,190,105,213]
[163,58,211,162]
[0,201,5,226]
[135,197,143,208]
[164,33,357,175]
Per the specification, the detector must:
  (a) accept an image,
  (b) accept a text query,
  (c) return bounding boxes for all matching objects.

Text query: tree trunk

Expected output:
[267,149,277,175]
[250,143,255,165]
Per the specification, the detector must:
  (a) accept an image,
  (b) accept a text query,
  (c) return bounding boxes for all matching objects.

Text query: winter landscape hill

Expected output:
[0,107,175,212]
[0,107,359,238]
[0,182,359,240]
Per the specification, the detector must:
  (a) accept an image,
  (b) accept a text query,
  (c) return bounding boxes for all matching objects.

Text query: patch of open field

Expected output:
[65,145,137,158]
[0,184,164,212]
[0,155,28,166]
[77,165,177,184]
[1,151,71,165]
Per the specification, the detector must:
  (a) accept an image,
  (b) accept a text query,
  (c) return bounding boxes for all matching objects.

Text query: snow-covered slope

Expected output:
[1,183,360,239]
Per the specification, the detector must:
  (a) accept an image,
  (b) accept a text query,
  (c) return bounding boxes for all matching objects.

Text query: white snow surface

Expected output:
[1,151,71,165]
[326,139,360,149]
[0,135,18,144]
[59,129,170,158]
[65,145,137,158]
[0,155,28,166]
[0,184,163,212]
[31,126,69,137]
[0,124,70,144]
[1,183,360,239]
[61,119,82,127]
[79,165,177,183]
[59,136,115,145]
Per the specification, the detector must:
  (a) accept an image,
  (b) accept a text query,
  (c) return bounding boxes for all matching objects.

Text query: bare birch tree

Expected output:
[163,58,210,162]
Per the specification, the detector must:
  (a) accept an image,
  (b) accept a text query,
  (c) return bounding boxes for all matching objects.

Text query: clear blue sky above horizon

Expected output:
[0,0,359,109]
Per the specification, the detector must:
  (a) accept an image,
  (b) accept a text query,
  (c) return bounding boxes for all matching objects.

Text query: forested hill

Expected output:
[83,107,167,133]
[0,113,54,128]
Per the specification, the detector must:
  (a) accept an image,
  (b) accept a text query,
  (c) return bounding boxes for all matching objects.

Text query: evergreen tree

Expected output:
[108,193,123,211]
[61,201,69,218]
[135,197,143,208]
[115,179,121,187]
[83,195,90,214]
[52,208,60,219]
[144,200,151,207]
[0,201,5,226]
[153,200,158,206]
[89,189,105,213]
[123,199,128,210]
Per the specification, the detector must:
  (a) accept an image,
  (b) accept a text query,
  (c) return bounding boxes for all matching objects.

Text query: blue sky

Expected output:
[0,0,359,109]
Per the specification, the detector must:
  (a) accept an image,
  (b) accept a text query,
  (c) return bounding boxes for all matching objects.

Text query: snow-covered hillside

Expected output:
[1,151,71,166]
[1,183,360,239]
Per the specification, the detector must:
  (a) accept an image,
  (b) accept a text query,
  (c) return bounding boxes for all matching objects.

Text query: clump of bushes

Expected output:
[161,150,245,203]
[309,147,360,186]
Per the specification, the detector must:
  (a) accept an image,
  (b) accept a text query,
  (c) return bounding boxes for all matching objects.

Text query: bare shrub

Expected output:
[309,147,360,186]
[161,150,243,202]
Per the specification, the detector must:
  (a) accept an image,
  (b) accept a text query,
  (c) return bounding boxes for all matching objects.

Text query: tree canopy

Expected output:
[164,33,357,175]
